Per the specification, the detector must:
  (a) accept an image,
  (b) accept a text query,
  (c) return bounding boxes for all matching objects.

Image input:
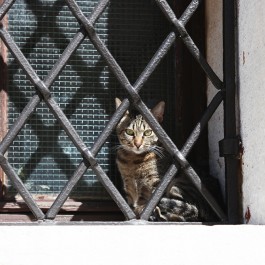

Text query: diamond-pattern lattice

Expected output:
[0,0,227,222]
[6,0,175,200]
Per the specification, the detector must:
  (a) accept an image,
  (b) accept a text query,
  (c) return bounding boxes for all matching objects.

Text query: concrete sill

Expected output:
[0,225,264,265]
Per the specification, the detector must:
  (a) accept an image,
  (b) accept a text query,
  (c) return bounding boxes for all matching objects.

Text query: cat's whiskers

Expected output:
[111,144,125,153]
[149,145,166,158]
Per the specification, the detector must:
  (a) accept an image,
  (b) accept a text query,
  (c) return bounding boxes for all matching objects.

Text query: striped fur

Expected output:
[115,98,214,221]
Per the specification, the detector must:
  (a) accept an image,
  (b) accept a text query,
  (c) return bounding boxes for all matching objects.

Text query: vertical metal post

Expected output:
[222,0,240,223]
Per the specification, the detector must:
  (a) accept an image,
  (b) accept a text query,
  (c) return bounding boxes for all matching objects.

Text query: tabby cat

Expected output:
[115,98,215,221]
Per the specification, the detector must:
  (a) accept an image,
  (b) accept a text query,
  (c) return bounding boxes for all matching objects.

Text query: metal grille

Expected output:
[0,0,238,223]
[6,0,175,199]
[6,0,111,199]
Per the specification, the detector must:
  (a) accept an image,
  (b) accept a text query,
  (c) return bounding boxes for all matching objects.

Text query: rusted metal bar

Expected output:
[46,153,136,220]
[44,29,86,88]
[0,30,86,154]
[0,154,45,219]
[0,94,41,154]
[180,0,201,25]
[156,0,223,90]
[89,0,109,24]
[141,91,226,220]
[44,74,135,220]
[45,162,88,219]
[46,159,136,221]
[136,94,226,221]
[0,28,51,98]
[181,91,224,157]
[0,0,16,21]
[0,29,86,155]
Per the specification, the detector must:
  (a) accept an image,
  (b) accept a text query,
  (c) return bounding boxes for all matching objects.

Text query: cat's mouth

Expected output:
[132,148,147,154]
[122,145,150,154]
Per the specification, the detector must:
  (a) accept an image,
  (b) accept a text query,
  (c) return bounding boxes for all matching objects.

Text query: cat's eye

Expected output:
[125,129,134,136]
[144,129,152,136]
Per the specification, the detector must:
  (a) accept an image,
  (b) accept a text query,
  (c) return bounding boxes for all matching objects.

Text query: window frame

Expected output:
[0,0,239,224]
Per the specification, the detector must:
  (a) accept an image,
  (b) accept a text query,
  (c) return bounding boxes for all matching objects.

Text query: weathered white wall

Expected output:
[206,0,265,224]
[238,0,265,224]
[205,1,225,197]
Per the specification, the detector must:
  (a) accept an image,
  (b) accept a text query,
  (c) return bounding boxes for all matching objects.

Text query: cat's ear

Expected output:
[115,98,122,109]
[151,101,165,123]
[115,98,129,116]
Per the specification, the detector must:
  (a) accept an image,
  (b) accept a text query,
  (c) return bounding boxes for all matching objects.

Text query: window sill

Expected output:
[0,225,263,265]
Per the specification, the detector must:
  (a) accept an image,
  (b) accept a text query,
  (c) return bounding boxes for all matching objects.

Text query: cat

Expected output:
[115,98,215,221]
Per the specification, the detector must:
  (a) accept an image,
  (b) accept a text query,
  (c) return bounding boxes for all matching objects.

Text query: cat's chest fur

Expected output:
[116,149,161,212]
[116,149,158,178]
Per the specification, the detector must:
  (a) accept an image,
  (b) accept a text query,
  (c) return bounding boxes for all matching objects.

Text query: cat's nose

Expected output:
[134,138,142,149]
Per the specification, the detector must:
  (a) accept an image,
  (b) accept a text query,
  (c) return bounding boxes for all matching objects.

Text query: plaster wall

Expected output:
[237,0,265,224]
[206,0,265,224]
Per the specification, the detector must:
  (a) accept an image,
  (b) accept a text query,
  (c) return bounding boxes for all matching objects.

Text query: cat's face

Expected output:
[115,98,165,154]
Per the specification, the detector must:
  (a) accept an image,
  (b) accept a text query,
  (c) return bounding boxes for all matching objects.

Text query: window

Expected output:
[0,0,238,223]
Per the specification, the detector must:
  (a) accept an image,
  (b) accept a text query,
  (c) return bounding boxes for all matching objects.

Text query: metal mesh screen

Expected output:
[6,0,175,198]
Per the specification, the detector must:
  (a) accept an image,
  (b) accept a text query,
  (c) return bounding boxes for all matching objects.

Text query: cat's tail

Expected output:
[149,197,200,222]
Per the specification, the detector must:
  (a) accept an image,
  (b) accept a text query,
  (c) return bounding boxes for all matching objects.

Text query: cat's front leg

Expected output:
[122,177,139,210]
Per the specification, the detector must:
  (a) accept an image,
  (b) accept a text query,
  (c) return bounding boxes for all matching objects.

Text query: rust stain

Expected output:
[245,206,251,224]
[237,140,244,220]
[243,51,245,65]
